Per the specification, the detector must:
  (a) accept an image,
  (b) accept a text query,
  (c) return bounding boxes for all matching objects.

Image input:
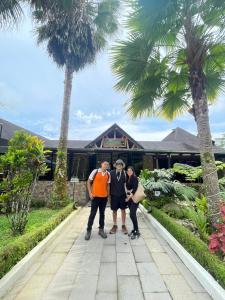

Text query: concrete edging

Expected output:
[139,204,225,300]
[0,207,82,299]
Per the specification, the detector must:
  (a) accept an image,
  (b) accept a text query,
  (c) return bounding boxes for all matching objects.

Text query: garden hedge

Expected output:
[151,207,225,289]
[0,204,73,279]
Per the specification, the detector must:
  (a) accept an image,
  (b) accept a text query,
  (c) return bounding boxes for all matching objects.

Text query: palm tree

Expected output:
[34,0,119,207]
[0,0,22,27]
[111,0,225,224]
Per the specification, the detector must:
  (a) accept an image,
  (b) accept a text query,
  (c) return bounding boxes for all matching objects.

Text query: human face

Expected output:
[116,164,123,172]
[101,161,109,171]
[127,168,134,177]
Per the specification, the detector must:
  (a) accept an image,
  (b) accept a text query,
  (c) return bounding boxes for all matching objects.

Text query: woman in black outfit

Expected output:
[126,166,140,239]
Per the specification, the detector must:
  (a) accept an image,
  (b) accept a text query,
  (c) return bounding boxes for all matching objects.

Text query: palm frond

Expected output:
[0,0,22,28]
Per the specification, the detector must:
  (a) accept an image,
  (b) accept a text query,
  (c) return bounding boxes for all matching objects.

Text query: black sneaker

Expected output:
[99,228,107,239]
[128,230,135,237]
[131,231,140,240]
[85,230,91,240]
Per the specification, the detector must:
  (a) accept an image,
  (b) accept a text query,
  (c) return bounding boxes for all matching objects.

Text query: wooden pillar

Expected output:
[156,154,159,169]
[168,154,171,168]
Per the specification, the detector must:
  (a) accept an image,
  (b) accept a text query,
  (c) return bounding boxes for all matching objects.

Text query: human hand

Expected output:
[89,193,94,200]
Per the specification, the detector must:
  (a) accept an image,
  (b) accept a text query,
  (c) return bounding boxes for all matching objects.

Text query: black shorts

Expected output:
[110,195,127,211]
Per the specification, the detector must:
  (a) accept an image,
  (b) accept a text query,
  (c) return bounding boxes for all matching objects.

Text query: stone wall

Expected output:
[32,180,88,206]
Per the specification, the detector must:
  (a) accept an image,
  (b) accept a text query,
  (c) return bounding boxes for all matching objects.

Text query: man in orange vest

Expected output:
[85,161,110,240]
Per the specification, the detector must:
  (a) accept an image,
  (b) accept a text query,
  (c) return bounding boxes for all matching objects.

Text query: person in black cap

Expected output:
[109,159,128,234]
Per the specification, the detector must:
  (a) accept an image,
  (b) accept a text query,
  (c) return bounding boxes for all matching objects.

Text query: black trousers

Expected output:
[87,197,107,231]
[128,201,139,231]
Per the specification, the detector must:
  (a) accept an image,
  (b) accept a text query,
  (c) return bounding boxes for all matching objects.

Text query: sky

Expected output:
[0,6,224,143]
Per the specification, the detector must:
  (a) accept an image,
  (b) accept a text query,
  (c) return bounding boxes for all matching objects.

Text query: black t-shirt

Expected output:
[110,170,126,196]
[126,175,138,194]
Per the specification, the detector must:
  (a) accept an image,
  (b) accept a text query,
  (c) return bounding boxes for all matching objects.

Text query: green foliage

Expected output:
[162,203,186,219]
[140,168,198,202]
[34,0,119,72]
[0,204,73,279]
[173,181,197,201]
[141,195,172,210]
[0,0,22,28]
[196,195,207,215]
[151,207,225,289]
[0,131,48,235]
[173,163,202,182]
[184,207,208,242]
[30,197,46,208]
[111,1,225,119]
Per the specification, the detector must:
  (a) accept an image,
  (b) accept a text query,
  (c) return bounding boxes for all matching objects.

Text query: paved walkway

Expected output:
[3,207,212,300]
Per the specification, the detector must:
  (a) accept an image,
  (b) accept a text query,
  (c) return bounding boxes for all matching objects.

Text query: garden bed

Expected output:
[0,204,74,279]
[147,206,225,289]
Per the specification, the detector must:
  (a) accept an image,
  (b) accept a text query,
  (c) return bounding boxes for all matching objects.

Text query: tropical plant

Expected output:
[111,0,225,224]
[140,168,198,201]
[209,204,225,255]
[173,161,225,182]
[34,0,119,207]
[181,195,209,242]
[0,131,48,235]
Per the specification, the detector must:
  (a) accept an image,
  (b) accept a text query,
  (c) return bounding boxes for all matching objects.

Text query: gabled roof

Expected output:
[162,127,199,145]
[85,123,144,149]
[0,118,49,143]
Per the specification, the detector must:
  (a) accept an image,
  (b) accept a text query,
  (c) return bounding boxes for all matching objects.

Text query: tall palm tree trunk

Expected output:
[52,64,73,207]
[190,69,221,224]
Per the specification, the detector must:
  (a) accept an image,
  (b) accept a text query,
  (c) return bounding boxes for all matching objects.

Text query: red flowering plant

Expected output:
[209,204,225,255]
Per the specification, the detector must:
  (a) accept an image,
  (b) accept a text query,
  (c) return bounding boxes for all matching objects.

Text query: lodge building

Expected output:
[0,118,225,182]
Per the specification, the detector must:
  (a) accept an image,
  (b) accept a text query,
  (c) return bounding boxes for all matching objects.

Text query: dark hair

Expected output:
[127,166,136,176]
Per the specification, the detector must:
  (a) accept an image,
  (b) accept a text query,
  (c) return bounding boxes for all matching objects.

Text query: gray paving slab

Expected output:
[144,293,172,300]
[137,263,168,293]
[101,245,116,262]
[132,245,153,263]
[68,274,98,300]
[117,252,138,276]
[97,263,117,293]
[118,276,144,300]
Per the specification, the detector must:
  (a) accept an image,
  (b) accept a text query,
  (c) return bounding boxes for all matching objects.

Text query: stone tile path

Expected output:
[2,207,212,300]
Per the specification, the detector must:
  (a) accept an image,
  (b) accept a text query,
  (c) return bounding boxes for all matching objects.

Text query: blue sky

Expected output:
[0,8,224,143]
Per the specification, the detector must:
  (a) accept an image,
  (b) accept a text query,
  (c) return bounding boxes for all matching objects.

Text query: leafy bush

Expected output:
[30,197,47,208]
[141,196,172,210]
[0,204,73,279]
[173,163,202,182]
[184,207,208,242]
[162,203,186,219]
[151,207,225,289]
[173,161,225,183]
[0,131,48,235]
[140,168,197,202]
[173,181,197,201]
[209,204,225,255]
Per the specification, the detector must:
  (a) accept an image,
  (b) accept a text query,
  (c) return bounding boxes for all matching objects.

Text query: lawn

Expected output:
[0,208,60,249]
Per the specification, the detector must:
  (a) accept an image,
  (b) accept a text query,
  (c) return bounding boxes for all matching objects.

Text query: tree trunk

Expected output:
[52,65,73,207]
[190,69,221,224]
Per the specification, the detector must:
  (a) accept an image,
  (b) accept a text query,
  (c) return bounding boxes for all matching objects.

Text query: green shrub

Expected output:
[162,203,186,219]
[30,197,47,208]
[0,204,73,279]
[141,196,172,210]
[151,207,225,288]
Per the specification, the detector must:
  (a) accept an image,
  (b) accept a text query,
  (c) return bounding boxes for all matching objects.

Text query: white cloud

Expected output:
[74,110,103,124]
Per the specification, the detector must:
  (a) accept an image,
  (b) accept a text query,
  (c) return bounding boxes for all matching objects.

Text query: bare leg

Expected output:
[121,209,126,225]
[113,210,117,225]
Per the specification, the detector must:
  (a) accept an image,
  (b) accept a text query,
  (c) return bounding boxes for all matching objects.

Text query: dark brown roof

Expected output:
[0,118,49,143]
[0,119,224,154]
